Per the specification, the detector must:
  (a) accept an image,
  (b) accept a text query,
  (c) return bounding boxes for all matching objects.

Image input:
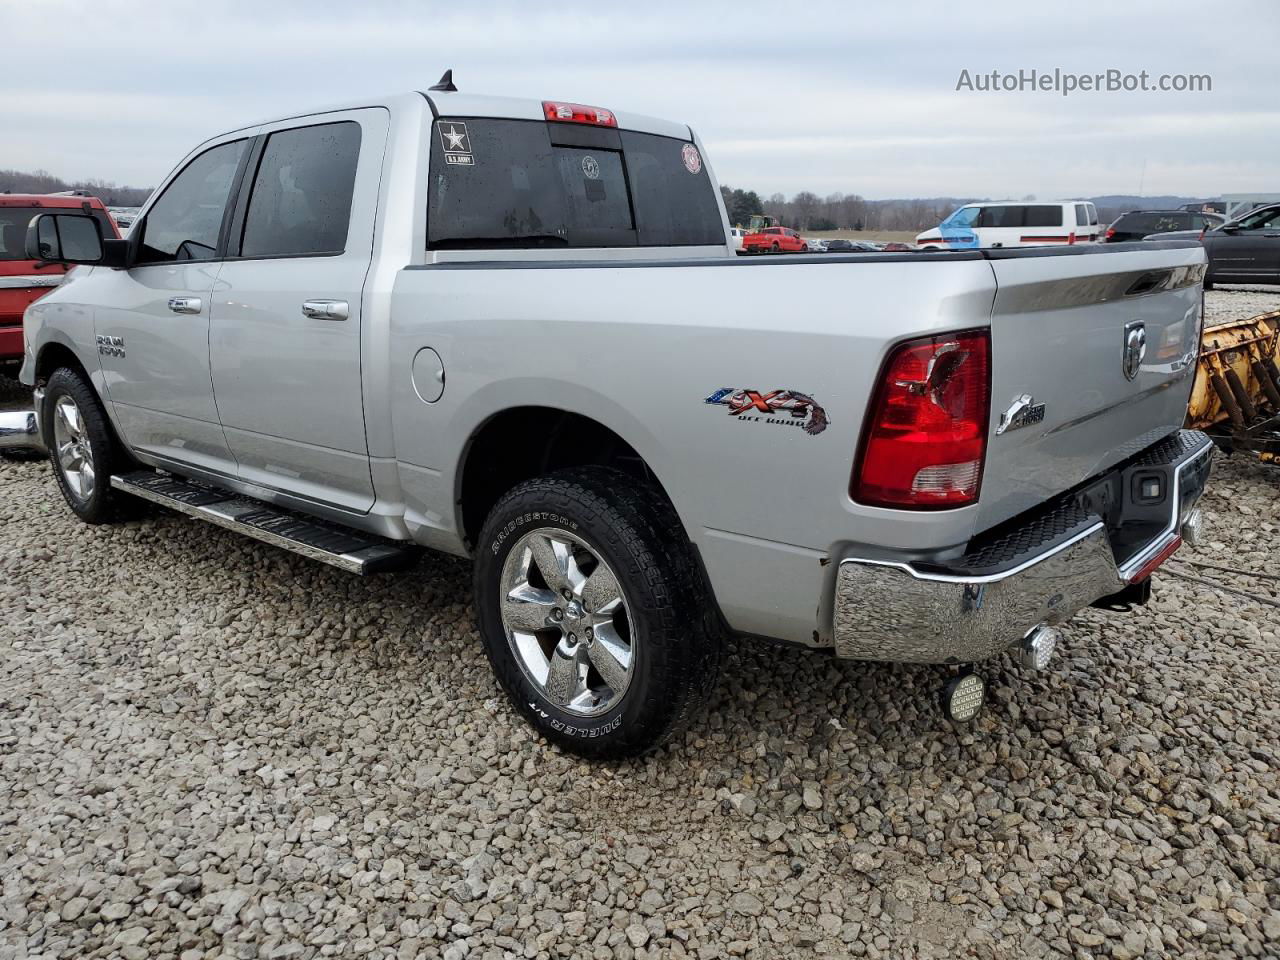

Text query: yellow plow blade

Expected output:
[1188,309,1280,432]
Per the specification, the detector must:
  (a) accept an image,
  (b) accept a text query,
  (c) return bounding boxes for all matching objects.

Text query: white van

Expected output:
[916,201,1101,249]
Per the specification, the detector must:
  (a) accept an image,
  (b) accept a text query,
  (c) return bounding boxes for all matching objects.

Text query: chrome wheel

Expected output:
[52,395,95,501]
[499,527,634,717]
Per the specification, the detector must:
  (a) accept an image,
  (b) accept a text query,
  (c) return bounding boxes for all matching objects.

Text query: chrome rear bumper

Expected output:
[0,410,44,453]
[833,430,1213,663]
[0,386,45,453]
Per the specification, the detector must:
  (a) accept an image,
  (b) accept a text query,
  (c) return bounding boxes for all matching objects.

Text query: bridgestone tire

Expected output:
[474,467,722,759]
[43,367,134,524]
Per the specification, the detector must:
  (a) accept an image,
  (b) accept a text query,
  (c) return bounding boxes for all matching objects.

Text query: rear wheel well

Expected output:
[459,408,679,550]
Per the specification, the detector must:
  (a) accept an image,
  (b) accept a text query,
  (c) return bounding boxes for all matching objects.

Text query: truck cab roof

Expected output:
[236,90,693,142]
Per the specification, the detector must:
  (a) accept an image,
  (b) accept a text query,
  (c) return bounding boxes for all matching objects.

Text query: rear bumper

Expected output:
[832,430,1213,663]
[0,387,46,453]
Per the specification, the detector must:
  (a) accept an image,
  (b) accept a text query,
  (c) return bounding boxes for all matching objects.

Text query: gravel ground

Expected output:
[1,288,1278,960]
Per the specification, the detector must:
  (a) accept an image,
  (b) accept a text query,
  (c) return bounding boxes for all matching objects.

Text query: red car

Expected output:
[0,195,119,370]
[742,226,807,254]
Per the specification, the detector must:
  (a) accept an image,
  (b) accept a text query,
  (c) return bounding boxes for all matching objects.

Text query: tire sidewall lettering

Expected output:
[490,512,579,555]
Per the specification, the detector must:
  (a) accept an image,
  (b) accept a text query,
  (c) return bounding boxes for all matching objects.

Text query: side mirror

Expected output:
[1220,221,1240,233]
[26,213,105,265]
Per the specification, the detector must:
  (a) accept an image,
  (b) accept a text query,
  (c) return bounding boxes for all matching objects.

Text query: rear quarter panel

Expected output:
[387,255,998,642]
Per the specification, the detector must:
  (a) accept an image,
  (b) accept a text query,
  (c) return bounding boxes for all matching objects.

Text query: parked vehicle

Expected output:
[742,226,807,253]
[916,200,1101,249]
[804,237,828,253]
[729,227,746,254]
[880,241,916,252]
[1104,210,1224,243]
[6,87,1212,758]
[107,207,142,232]
[0,195,118,372]
[823,238,878,252]
[1147,203,1280,288]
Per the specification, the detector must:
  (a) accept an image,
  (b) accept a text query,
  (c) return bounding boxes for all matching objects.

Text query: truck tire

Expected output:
[474,467,722,758]
[42,367,134,524]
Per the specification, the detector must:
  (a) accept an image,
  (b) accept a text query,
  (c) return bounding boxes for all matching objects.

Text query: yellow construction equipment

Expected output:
[1187,309,1280,458]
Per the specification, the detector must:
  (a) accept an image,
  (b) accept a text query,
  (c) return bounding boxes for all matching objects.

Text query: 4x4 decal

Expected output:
[703,387,830,436]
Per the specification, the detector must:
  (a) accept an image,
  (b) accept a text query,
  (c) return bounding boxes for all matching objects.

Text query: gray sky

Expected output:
[4,0,1276,200]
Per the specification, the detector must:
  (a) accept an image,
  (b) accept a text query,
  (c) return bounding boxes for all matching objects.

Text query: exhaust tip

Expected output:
[1014,625,1058,671]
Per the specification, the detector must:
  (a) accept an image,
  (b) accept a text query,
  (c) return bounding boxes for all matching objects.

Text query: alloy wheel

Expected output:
[52,395,95,501]
[499,527,634,717]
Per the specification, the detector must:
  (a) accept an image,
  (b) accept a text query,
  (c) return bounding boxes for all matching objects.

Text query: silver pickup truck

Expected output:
[5,85,1213,757]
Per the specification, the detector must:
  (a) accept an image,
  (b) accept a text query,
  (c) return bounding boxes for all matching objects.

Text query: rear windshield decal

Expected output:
[581,155,600,180]
[439,121,474,166]
[682,144,702,175]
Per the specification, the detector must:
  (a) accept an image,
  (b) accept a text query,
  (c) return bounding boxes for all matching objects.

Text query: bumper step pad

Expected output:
[111,471,418,575]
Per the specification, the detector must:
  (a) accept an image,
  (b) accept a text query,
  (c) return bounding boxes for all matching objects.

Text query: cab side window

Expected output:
[239,122,362,258]
[135,139,248,265]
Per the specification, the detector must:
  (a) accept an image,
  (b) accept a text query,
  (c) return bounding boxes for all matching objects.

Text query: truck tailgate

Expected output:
[978,244,1205,532]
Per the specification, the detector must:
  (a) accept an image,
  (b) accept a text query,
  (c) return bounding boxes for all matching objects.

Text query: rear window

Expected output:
[1116,212,1192,234]
[0,206,115,261]
[426,117,723,249]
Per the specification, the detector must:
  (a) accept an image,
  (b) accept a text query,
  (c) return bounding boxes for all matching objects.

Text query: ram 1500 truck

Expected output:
[6,87,1213,757]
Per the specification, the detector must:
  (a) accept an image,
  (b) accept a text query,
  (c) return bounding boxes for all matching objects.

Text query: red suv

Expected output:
[0,195,119,370]
[742,226,807,254]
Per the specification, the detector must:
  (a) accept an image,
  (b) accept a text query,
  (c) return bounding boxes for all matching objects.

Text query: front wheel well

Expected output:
[458,407,680,551]
[35,342,91,386]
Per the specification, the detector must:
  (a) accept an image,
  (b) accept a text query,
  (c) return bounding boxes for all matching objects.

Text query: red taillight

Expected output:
[1068,231,1077,245]
[1105,227,1116,240]
[853,330,991,509]
[542,101,617,127]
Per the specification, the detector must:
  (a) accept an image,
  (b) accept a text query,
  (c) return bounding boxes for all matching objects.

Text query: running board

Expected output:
[110,471,418,575]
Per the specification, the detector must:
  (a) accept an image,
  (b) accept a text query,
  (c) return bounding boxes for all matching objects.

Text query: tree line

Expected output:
[721,184,980,233]
[0,169,152,207]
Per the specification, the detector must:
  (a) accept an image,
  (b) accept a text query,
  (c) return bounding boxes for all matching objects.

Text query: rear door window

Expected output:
[239,121,362,258]
[1074,204,1088,227]
[427,118,723,249]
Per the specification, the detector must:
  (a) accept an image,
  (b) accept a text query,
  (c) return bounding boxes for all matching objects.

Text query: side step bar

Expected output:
[111,471,418,575]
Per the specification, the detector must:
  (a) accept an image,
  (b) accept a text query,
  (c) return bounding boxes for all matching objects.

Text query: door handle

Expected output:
[301,299,349,321]
[167,297,202,315]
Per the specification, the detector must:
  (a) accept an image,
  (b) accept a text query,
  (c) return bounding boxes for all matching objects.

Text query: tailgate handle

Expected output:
[1124,271,1170,297]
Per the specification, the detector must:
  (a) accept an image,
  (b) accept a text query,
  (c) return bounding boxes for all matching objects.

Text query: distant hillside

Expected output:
[0,169,152,207]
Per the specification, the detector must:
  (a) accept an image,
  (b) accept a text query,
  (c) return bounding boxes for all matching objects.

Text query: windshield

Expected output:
[427,118,724,249]
[942,206,979,228]
[0,206,115,261]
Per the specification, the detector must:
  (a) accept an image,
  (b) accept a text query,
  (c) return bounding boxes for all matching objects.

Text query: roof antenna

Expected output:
[429,69,457,92]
